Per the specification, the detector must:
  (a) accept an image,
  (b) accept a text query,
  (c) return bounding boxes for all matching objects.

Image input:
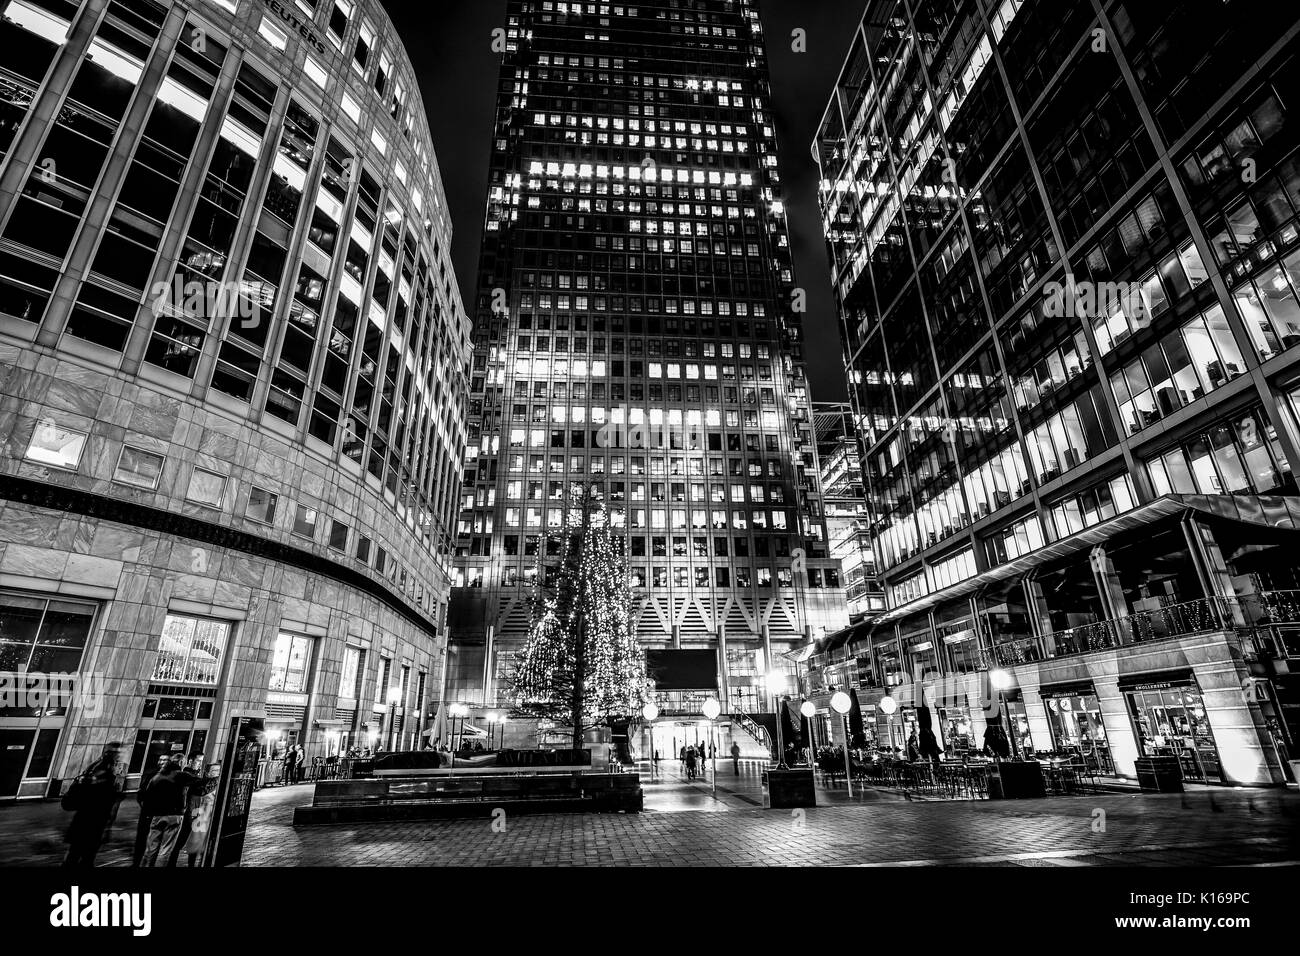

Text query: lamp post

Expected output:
[879,695,898,753]
[989,669,1016,758]
[703,698,721,796]
[800,698,816,766]
[766,670,788,768]
[642,702,659,778]
[831,691,853,797]
[386,686,403,752]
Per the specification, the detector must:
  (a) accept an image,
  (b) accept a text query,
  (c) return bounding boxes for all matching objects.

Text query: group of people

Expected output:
[61,743,219,868]
[678,743,714,779]
[275,743,308,786]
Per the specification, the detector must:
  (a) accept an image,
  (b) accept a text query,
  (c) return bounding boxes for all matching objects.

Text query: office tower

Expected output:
[450,0,848,733]
[814,0,1300,784]
[814,401,883,620]
[0,0,468,796]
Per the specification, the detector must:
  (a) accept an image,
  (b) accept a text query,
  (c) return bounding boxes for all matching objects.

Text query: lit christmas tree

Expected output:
[511,484,651,752]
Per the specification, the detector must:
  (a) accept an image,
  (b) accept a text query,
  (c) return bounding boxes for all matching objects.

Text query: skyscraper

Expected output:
[0,0,468,795]
[815,0,1300,784]
[449,0,848,726]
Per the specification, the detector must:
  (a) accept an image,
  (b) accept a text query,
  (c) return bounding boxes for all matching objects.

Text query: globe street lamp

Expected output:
[702,697,721,795]
[799,698,817,764]
[879,695,898,753]
[830,691,854,796]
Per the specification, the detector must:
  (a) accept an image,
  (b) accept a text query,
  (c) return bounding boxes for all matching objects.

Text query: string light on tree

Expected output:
[510,483,652,751]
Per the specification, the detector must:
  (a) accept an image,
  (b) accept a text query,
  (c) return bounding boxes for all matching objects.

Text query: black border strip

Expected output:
[0,473,438,639]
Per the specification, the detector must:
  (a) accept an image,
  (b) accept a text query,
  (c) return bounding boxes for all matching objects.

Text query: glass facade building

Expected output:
[448,0,848,720]
[813,0,1300,785]
[814,401,884,619]
[0,0,468,796]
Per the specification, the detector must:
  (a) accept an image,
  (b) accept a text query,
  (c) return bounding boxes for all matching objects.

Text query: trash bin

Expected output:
[1134,755,1183,792]
[764,768,816,808]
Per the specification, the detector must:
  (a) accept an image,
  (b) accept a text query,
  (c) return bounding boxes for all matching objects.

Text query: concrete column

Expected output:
[1022,577,1053,655]
[716,625,730,709]
[481,623,495,706]
[1195,645,1285,785]
[1020,682,1052,755]
[1092,676,1140,779]
[1182,516,1247,627]
[1089,546,1130,640]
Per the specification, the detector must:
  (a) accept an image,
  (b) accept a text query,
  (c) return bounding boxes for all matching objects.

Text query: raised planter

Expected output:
[987,760,1046,799]
[764,768,816,809]
[1135,755,1183,793]
[292,770,641,824]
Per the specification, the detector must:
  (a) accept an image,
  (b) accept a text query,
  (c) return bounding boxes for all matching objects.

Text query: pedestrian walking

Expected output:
[731,741,741,775]
[294,744,307,783]
[140,755,202,867]
[133,753,169,866]
[61,742,125,867]
[679,745,687,769]
[685,746,697,780]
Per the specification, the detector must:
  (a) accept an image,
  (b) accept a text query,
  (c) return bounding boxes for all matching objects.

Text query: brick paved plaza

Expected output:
[6,761,1294,868]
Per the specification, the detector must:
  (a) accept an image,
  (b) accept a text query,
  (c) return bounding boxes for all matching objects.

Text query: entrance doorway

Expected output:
[1126,683,1221,782]
[648,721,722,768]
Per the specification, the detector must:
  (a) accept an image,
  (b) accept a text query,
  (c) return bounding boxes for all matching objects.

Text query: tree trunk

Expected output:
[570,491,592,754]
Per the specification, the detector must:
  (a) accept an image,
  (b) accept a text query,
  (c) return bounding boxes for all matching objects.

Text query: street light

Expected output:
[702,698,721,795]
[830,691,854,797]
[879,695,899,754]
[386,686,403,752]
[799,699,817,767]
[485,710,503,750]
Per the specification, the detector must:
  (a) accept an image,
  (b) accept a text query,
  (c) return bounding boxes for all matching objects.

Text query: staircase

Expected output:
[730,708,774,760]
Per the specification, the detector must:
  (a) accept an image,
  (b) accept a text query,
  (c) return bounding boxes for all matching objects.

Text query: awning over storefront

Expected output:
[872,494,1300,628]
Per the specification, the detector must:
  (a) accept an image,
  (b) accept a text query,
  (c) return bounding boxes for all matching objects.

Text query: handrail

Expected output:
[731,706,773,757]
[990,590,1300,667]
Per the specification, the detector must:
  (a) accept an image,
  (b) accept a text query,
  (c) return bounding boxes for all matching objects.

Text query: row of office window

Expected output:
[21,421,439,613]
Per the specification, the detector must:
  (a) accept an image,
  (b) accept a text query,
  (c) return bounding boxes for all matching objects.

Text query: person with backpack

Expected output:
[61,742,125,867]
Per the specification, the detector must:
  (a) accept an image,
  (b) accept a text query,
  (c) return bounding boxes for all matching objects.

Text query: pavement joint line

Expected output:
[854,836,1289,867]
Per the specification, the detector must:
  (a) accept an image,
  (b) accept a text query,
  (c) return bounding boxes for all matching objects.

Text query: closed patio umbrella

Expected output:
[848,688,866,748]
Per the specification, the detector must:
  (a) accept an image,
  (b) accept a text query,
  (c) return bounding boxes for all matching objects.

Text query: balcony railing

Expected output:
[990,591,1300,666]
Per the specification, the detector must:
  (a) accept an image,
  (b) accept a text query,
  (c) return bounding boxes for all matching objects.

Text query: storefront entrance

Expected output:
[1125,681,1222,782]
[1043,688,1114,773]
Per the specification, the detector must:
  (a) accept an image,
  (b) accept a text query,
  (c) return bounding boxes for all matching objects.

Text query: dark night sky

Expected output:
[380,0,869,402]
